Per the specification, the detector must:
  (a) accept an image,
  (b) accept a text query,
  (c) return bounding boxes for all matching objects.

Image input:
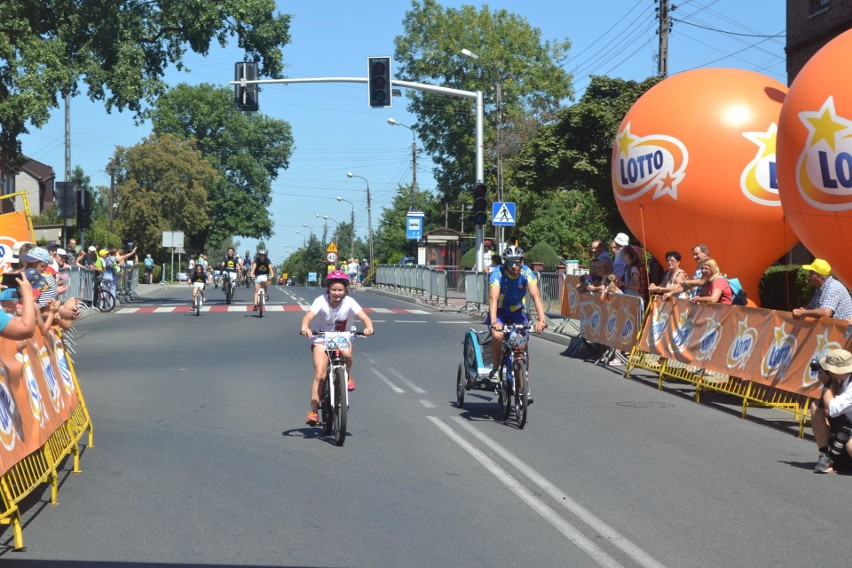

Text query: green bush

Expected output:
[525,242,562,271]
[759,265,813,310]
[460,247,477,270]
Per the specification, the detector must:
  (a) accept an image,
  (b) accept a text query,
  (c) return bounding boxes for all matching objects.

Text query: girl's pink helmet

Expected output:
[326,270,350,285]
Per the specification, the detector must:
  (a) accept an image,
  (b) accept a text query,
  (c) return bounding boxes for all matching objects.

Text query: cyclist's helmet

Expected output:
[503,245,524,262]
[326,269,350,287]
[258,249,267,256]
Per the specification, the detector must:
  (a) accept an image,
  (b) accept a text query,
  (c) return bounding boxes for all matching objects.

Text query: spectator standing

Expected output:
[588,239,613,287]
[610,233,630,283]
[810,349,852,473]
[144,254,155,283]
[792,259,852,322]
[620,246,642,298]
[667,244,710,299]
[649,250,688,299]
[692,259,733,305]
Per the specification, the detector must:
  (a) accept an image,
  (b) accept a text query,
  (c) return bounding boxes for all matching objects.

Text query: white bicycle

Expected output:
[255,274,268,317]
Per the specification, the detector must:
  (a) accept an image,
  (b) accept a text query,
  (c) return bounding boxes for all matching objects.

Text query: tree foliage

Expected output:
[0,0,290,163]
[509,75,660,262]
[114,134,220,257]
[373,184,442,264]
[149,83,294,246]
[393,0,572,204]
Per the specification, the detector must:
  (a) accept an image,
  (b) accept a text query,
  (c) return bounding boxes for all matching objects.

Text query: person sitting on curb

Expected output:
[811,349,852,473]
[792,258,852,322]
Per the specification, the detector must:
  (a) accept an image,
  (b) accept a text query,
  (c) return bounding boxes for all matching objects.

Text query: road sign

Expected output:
[327,252,337,264]
[406,211,425,240]
[492,202,516,226]
[327,242,338,253]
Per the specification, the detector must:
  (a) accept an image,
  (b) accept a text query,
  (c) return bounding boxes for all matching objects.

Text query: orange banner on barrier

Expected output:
[639,297,850,398]
[576,291,644,351]
[561,275,583,319]
[0,328,79,476]
[0,207,35,273]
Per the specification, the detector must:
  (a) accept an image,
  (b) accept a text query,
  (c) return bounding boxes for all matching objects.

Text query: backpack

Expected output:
[728,277,747,305]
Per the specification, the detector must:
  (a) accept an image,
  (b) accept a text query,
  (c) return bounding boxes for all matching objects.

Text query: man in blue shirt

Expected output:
[487,246,547,381]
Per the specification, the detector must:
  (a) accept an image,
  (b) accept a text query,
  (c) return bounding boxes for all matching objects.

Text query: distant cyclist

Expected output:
[218,247,243,293]
[300,270,374,426]
[188,264,207,306]
[487,246,547,382]
[251,249,275,311]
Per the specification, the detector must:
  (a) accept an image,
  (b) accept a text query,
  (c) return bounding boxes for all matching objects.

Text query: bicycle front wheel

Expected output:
[333,367,347,446]
[258,290,265,317]
[97,290,116,312]
[321,376,332,434]
[225,281,231,304]
[513,362,528,429]
[195,294,202,316]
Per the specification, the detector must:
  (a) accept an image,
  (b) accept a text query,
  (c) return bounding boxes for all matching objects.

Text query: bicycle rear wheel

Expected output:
[333,367,347,446]
[513,362,528,429]
[456,363,465,408]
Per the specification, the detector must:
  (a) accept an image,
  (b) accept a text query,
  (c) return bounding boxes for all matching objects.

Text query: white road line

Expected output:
[394,320,427,323]
[437,320,473,324]
[451,417,666,568]
[419,399,436,408]
[388,368,427,394]
[371,369,405,393]
[428,417,624,568]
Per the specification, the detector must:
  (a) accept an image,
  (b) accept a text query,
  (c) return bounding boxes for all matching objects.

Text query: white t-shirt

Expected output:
[309,294,363,334]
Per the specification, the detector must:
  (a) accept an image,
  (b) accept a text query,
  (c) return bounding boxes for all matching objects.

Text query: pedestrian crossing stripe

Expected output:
[116,305,430,315]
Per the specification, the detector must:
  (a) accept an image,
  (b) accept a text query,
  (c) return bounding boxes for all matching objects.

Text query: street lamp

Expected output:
[315,213,339,244]
[337,196,356,260]
[387,117,418,208]
[295,230,306,247]
[461,47,504,250]
[346,172,374,270]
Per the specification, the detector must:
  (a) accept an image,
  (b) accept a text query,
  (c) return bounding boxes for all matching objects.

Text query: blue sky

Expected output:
[19,0,786,260]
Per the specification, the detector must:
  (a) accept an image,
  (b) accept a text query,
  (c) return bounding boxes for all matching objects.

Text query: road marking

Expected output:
[394,320,427,323]
[452,417,666,568]
[419,399,436,408]
[371,369,404,393]
[429,417,625,568]
[388,368,426,394]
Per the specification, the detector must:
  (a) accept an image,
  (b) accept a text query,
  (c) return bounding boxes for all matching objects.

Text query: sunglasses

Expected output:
[506,260,522,267]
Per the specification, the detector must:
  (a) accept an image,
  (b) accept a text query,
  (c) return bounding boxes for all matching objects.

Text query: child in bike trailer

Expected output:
[300,270,374,426]
[486,246,547,391]
[189,264,206,305]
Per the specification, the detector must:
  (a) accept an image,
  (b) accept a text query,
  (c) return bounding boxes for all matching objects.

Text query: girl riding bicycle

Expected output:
[300,270,374,426]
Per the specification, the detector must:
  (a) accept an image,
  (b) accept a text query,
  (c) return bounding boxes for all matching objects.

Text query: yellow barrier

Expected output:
[0,329,93,550]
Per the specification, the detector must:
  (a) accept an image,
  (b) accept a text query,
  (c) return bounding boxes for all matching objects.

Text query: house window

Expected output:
[0,172,13,196]
[810,0,830,16]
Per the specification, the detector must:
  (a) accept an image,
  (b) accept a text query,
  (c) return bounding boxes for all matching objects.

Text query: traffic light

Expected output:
[367,56,392,108]
[471,183,488,226]
[55,181,77,219]
[234,62,259,111]
[76,189,92,229]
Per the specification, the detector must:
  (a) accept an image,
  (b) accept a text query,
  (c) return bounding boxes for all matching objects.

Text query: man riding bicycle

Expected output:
[251,249,275,311]
[487,246,547,389]
[218,247,243,294]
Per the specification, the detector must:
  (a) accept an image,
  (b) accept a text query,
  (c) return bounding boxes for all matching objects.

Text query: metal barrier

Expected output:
[62,265,95,307]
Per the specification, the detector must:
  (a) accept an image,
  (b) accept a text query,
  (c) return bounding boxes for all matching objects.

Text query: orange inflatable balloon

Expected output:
[777,29,852,290]
[611,68,797,305]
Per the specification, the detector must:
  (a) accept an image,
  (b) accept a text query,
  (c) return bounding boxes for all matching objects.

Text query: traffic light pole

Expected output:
[230,76,486,271]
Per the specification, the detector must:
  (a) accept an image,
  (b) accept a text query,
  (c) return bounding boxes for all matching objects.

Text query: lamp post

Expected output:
[337,196,355,259]
[387,117,418,209]
[295,230,306,247]
[346,172,374,270]
[316,213,339,245]
[461,47,504,251]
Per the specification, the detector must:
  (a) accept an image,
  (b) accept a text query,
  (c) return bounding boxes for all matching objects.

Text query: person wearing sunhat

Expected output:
[610,232,630,283]
[811,349,852,473]
[792,259,852,322]
[24,247,57,308]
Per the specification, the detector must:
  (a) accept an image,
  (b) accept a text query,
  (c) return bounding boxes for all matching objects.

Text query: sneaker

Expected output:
[814,452,834,474]
[347,377,356,391]
[305,411,318,426]
[252,304,258,311]
[488,368,500,383]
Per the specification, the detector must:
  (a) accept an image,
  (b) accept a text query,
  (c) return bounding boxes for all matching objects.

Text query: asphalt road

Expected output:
[1,283,849,567]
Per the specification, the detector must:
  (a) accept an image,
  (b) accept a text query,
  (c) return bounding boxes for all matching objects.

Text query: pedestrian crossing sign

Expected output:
[492,202,516,226]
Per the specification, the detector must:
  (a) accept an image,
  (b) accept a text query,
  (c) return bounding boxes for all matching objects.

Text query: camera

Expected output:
[829,426,852,462]
[810,358,822,373]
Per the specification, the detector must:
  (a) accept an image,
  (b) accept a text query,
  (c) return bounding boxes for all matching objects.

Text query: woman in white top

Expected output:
[649,250,689,300]
[300,270,374,426]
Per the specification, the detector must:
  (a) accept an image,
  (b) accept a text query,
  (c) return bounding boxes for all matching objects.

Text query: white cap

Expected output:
[614,233,630,246]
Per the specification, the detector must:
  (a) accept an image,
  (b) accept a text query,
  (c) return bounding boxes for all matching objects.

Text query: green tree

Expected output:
[373,184,441,264]
[149,83,294,245]
[394,0,572,204]
[509,75,660,261]
[114,134,219,257]
[0,0,290,163]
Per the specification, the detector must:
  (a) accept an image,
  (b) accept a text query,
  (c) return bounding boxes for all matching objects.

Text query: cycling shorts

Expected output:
[485,309,528,329]
[255,274,268,283]
[223,270,238,280]
[193,282,205,289]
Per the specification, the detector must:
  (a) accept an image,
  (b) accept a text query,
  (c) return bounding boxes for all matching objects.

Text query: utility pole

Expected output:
[495,82,503,249]
[410,138,417,209]
[657,0,670,78]
[108,160,115,232]
[64,92,72,248]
